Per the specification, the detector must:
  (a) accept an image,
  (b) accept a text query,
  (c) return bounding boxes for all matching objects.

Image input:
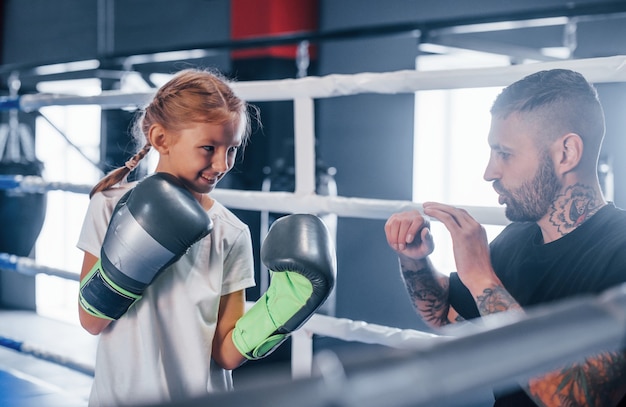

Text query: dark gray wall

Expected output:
[1,0,232,89]
[3,0,98,66]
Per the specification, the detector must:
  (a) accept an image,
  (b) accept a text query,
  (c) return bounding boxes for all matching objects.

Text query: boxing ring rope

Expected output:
[1,55,626,402]
[0,253,79,282]
[203,283,626,407]
[5,55,626,111]
[0,336,95,377]
[0,174,507,223]
[0,252,443,379]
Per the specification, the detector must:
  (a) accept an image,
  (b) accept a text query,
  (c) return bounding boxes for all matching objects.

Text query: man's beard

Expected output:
[498,154,562,222]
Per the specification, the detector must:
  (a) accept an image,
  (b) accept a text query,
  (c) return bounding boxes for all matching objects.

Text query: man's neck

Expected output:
[537,183,606,243]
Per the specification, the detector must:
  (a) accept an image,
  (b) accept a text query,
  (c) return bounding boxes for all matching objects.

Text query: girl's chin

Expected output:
[179,178,215,195]
[199,182,217,194]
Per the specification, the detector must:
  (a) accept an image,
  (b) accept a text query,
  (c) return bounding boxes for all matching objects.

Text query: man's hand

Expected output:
[422,202,495,291]
[422,202,521,317]
[385,210,454,327]
[385,209,434,261]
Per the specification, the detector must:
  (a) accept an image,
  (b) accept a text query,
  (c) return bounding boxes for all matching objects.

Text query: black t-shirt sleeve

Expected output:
[449,272,480,319]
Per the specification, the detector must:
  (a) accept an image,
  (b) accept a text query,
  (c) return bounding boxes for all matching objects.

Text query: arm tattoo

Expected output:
[526,350,626,407]
[401,266,451,327]
[476,286,522,316]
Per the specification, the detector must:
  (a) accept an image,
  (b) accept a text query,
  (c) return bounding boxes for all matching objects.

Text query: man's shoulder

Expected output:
[599,202,626,219]
[585,203,626,231]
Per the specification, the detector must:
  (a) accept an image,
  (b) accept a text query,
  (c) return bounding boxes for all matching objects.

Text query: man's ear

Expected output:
[556,133,583,174]
[148,124,169,154]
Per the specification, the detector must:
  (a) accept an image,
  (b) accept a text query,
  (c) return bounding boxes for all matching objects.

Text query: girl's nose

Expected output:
[212,151,230,173]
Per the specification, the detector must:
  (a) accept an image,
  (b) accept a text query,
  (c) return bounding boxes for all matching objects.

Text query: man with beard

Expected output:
[385,69,626,406]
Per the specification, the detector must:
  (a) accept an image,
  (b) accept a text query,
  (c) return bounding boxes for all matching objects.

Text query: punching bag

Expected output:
[0,159,46,257]
[0,108,46,310]
[0,107,46,257]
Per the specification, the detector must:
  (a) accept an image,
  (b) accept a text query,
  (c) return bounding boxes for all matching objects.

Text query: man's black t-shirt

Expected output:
[448,203,626,406]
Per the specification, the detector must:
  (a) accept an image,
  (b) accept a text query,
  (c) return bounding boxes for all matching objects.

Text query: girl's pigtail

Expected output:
[89,144,152,198]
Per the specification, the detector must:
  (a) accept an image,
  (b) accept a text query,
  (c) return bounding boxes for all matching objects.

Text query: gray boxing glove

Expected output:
[232,214,336,359]
[80,173,213,320]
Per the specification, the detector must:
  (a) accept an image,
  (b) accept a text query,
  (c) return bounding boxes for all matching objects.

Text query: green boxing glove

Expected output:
[232,214,336,360]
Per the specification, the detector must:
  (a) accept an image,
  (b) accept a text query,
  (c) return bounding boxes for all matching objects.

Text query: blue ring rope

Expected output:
[0,176,21,191]
[0,95,21,110]
[0,175,92,194]
[0,253,80,281]
[0,257,92,376]
[0,335,94,376]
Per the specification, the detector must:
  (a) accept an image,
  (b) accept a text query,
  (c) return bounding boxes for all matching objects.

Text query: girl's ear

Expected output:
[148,124,169,154]
[556,133,583,175]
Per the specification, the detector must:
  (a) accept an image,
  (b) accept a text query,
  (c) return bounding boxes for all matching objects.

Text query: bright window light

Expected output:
[34,79,102,324]
[413,50,510,275]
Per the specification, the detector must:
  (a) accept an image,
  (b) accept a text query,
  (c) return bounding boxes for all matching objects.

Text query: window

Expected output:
[34,79,102,324]
[413,50,510,275]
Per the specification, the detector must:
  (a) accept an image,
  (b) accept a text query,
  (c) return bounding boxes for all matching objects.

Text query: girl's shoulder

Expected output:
[88,183,137,216]
[208,199,249,232]
[91,182,137,204]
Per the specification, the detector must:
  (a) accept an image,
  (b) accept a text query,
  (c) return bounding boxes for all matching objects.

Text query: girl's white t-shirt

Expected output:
[77,183,255,407]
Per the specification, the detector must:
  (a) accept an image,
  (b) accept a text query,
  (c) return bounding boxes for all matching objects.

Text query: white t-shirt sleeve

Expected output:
[76,188,128,257]
[221,225,255,295]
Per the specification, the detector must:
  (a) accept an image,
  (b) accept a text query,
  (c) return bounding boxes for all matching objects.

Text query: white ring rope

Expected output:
[0,174,509,224]
[5,55,626,111]
[302,313,442,350]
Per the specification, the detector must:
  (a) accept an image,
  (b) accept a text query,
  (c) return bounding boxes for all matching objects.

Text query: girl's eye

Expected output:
[228,146,239,155]
[203,146,215,152]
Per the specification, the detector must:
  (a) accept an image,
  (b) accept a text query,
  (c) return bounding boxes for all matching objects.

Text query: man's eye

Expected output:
[498,151,510,160]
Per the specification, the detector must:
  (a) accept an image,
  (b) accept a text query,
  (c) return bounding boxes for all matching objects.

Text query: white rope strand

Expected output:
[7,55,626,112]
[302,313,442,350]
[0,175,509,224]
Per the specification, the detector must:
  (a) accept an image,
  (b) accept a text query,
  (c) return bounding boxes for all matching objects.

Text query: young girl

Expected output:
[77,68,258,406]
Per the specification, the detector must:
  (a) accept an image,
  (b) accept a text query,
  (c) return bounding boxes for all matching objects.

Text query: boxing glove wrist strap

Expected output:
[232,271,313,360]
[79,259,142,320]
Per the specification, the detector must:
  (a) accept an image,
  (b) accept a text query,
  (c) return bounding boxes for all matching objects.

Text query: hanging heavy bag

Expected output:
[0,159,46,257]
[0,108,47,258]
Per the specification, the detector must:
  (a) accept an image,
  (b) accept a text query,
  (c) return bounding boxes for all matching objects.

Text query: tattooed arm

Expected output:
[526,350,626,406]
[475,285,523,315]
[385,210,460,328]
[399,255,459,327]
[472,282,626,406]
